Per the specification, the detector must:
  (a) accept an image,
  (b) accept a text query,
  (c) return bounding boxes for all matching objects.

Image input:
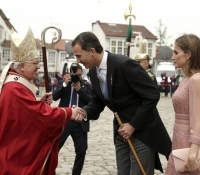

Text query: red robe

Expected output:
[0,78,71,175]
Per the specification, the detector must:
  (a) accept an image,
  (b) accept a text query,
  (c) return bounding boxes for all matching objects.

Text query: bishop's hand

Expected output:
[71,105,86,122]
[40,92,52,105]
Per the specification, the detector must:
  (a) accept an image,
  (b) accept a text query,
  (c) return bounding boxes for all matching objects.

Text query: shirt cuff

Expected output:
[83,110,87,121]
[63,82,67,87]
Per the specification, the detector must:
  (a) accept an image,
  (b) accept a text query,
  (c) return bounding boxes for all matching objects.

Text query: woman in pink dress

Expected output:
[165,34,200,174]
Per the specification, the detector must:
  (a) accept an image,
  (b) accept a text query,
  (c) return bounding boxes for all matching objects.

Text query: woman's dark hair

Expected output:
[175,34,200,75]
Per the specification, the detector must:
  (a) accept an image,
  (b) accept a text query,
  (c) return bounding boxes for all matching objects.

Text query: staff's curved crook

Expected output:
[41,26,62,93]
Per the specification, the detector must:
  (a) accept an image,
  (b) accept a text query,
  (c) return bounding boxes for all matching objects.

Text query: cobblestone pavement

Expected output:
[51,95,174,175]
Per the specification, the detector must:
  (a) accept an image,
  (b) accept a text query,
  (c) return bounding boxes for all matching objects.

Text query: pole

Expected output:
[114,112,146,175]
[41,26,62,92]
[124,3,136,57]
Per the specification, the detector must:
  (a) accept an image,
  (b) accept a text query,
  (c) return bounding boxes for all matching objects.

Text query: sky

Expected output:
[1,0,200,45]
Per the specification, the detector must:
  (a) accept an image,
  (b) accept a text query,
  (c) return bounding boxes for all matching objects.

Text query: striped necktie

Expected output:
[96,68,109,100]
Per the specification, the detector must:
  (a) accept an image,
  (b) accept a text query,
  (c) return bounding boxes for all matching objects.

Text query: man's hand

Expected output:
[64,74,71,85]
[118,123,135,139]
[72,81,81,91]
[40,92,52,105]
[71,105,86,122]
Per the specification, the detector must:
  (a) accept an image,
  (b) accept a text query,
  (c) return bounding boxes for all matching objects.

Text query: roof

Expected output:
[0,9,16,32]
[97,22,157,40]
[54,39,72,51]
[1,40,10,47]
[1,38,70,51]
[35,39,55,50]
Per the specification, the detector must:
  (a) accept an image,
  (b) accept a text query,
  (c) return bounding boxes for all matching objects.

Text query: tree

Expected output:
[156,19,167,46]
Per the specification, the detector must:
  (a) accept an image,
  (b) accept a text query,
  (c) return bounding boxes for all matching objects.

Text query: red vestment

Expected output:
[0,77,71,175]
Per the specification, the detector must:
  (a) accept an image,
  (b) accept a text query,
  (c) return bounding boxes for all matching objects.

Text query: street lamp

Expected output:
[124,2,136,57]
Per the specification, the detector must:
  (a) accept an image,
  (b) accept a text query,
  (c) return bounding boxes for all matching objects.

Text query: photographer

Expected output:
[53,63,92,175]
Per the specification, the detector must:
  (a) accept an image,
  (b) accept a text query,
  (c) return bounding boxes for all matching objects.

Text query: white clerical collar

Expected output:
[97,50,107,70]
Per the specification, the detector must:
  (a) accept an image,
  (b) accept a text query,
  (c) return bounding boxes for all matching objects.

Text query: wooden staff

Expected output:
[41,26,62,92]
[114,112,146,175]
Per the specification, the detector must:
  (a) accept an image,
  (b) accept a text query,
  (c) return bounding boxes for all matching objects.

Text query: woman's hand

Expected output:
[183,144,200,173]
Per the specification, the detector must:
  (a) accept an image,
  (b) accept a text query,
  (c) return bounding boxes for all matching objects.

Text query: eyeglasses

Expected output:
[24,61,40,66]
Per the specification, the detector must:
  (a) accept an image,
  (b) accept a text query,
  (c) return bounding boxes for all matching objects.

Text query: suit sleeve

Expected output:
[122,60,160,130]
[153,75,158,86]
[77,81,92,104]
[52,80,66,101]
[83,70,105,120]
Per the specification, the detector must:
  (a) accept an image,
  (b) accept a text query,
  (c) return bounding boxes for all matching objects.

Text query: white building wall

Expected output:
[92,23,106,49]
[92,23,157,60]
[148,39,156,58]
[0,17,11,43]
[0,15,12,71]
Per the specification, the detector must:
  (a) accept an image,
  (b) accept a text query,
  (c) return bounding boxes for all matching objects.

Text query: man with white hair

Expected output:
[0,28,85,175]
[135,53,157,85]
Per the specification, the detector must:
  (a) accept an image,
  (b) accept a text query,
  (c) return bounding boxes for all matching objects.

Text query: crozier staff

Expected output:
[41,26,62,92]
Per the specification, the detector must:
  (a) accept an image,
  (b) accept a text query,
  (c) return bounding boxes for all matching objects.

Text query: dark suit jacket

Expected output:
[83,51,172,172]
[53,79,92,132]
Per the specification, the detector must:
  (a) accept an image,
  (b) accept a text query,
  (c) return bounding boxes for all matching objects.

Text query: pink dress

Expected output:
[165,73,200,175]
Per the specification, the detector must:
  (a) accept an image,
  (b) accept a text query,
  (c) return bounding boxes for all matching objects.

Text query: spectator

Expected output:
[55,72,63,83]
[53,64,93,175]
[170,75,176,95]
[162,72,169,97]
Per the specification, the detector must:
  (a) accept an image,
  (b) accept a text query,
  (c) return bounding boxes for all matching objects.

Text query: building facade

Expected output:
[92,21,157,58]
[0,9,160,76]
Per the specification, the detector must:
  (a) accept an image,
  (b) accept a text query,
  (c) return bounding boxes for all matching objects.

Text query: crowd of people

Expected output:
[159,72,183,97]
[0,27,200,175]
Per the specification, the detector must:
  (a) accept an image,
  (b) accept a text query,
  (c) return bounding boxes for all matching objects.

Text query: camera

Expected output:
[70,63,80,83]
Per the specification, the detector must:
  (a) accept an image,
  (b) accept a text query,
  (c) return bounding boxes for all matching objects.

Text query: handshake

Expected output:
[70,105,86,122]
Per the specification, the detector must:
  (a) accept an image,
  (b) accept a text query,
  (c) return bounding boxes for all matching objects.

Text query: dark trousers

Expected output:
[164,85,169,96]
[115,133,155,175]
[58,121,87,175]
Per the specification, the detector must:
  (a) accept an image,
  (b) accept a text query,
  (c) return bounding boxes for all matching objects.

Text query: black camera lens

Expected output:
[70,63,80,83]
[71,74,80,83]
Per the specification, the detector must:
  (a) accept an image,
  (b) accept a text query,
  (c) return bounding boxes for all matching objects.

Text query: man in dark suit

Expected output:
[53,64,92,175]
[71,32,172,175]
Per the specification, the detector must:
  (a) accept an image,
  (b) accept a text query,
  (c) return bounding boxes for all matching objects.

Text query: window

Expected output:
[111,40,116,54]
[48,51,56,63]
[60,52,67,62]
[117,41,123,55]
[2,48,10,61]
[39,50,43,62]
[110,39,127,55]
[124,47,128,56]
